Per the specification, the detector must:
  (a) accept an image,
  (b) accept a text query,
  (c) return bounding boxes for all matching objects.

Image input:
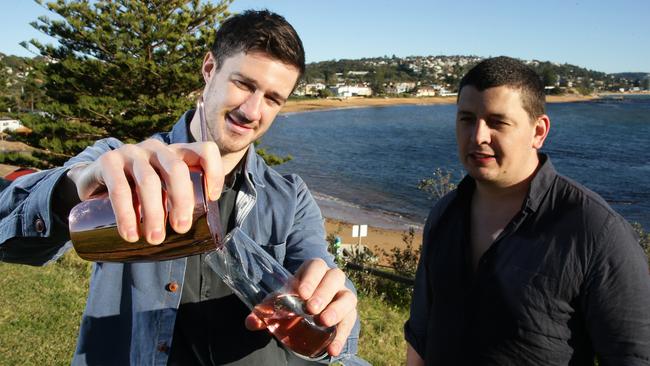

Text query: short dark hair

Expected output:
[458,56,546,120]
[211,10,305,80]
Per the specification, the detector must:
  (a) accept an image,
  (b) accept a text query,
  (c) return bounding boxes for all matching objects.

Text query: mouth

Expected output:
[226,112,254,134]
[468,151,496,164]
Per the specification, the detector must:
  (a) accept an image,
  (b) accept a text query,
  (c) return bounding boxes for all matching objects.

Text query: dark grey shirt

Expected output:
[405,155,650,366]
[168,146,287,365]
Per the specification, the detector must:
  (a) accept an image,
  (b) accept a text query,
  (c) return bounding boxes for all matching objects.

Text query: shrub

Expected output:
[631,222,650,266]
[417,168,457,200]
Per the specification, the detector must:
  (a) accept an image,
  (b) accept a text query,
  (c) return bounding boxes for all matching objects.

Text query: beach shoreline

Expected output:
[282,94,599,114]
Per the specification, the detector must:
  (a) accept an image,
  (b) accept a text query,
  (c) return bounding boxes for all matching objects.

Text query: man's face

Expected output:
[455,85,548,188]
[201,51,300,155]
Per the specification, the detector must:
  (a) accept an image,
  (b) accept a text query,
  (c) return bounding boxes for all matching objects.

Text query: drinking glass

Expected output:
[204,227,337,360]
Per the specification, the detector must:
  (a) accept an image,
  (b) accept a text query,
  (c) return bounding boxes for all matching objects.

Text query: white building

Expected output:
[331,85,373,98]
[386,82,416,94]
[415,86,437,97]
[347,71,369,77]
[0,118,24,133]
[303,82,327,96]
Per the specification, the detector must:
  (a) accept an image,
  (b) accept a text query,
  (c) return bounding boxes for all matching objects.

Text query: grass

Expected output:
[0,253,91,366]
[0,252,408,365]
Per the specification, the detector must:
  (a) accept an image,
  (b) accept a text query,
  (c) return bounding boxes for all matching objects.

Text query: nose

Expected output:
[472,119,491,145]
[239,91,263,122]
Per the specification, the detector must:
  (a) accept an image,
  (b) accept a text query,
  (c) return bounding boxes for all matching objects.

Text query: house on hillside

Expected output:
[331,85,373,98]
[415,86,437,97]
[304,83,327,96]
[0,118,24,133]
[386,82,416,95]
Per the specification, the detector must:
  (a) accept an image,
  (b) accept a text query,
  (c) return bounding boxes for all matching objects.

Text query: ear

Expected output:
[532,114,550,149]
[202,52,216,83]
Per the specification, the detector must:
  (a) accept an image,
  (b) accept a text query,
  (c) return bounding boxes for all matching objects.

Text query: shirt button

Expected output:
[157,342,169,353]
[166,281,179,293]
[34,217,46,233]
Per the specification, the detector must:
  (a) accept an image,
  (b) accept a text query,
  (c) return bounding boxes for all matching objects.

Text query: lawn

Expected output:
[0,252,408,365]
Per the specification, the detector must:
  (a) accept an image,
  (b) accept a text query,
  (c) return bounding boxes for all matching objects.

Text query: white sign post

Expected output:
[351,224,368,246]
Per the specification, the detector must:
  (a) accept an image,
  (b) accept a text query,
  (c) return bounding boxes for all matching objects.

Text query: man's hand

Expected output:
[67,139,224,244]
[245,258,358,357]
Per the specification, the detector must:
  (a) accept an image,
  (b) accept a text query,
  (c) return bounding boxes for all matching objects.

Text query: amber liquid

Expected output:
[253,293,336,359]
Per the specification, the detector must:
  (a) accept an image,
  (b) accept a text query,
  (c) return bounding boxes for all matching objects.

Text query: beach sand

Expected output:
[324,218,421,255]
[282,94,597,114]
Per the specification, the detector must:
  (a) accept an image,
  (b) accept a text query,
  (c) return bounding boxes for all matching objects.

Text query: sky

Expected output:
[1,0,648,74]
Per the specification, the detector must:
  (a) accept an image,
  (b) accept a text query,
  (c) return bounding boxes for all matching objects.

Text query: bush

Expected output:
[631,222,650,266]
[417,168,457,200]
[342,227,421,308]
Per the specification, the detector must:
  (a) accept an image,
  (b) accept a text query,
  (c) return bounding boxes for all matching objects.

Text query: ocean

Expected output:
[261,96,650,231]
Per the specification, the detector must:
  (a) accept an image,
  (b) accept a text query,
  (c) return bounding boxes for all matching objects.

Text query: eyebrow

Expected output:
[232,72,288,103]
[457,110,508,120]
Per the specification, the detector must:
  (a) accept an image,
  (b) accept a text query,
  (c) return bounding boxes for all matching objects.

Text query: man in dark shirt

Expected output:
[405,56,650,365]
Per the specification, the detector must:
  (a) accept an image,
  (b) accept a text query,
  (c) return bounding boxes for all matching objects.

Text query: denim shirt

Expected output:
[0,111,365,366]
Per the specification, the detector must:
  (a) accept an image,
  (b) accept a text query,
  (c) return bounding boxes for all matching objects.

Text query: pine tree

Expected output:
[13,0,232,167]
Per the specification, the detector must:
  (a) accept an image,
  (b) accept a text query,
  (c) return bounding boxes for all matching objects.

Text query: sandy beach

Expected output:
[324,217,422,256]
[282,94,597,114]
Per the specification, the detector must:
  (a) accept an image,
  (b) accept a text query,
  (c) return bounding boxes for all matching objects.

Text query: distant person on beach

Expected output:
[405,56,650,365]
[0,10,366,365]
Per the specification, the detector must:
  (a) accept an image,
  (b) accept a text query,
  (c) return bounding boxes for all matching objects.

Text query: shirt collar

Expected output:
[523,153,557,214]
[169,109,265,188]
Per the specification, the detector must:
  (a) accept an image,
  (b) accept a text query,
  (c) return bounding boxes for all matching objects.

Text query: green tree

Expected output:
[0,62,12,112]
[12,0,232,168]
[541,67,558,87]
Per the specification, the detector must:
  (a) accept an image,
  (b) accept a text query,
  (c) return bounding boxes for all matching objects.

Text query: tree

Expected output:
[541,67,558,87]
[12,0,233,167]
[0,61,12,112]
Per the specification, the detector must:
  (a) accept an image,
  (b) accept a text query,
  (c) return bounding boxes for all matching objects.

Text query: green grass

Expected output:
[0,252,408,365]
[0,253,91,366]
[356,294,409,365]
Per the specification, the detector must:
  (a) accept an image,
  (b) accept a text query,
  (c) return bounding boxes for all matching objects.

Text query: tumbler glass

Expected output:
[204,228,337,360]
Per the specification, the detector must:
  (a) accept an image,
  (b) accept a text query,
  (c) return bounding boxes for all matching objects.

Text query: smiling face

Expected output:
[200,51,300,156]
[456,85,550,189]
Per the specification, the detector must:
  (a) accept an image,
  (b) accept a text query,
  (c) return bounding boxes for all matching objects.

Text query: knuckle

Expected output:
[167,159,190,178]
[138,173,162,190]
[139,138,164,149]
[100,149,123,165]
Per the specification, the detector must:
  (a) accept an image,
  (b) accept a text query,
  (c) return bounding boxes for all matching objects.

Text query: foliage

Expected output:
[0,151,45,168]
[631,222,650,266]
[417,167,457,200]
[381,227,420,277]
[326,222,344,265]
[300,55,643,95]
[317,88,333,98]
[11,0,233,167]
[343,228,421,308]
[253,140,292,167]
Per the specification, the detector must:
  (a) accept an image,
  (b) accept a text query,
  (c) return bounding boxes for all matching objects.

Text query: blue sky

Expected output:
[2,0,648,73]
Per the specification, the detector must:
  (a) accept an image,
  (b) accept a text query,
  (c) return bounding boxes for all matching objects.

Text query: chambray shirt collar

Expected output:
[167,109,265,188]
